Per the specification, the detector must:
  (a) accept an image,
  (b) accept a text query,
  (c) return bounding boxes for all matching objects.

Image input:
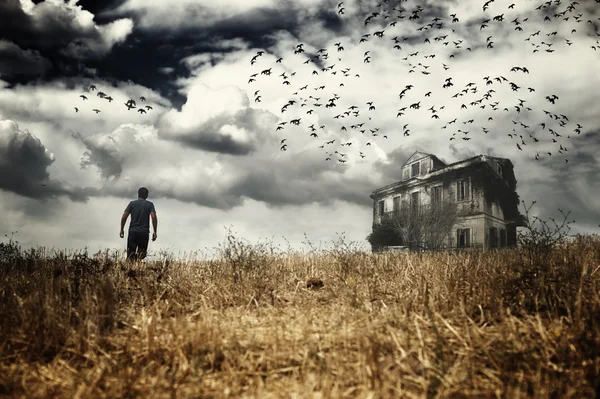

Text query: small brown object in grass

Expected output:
[306,277,324,289]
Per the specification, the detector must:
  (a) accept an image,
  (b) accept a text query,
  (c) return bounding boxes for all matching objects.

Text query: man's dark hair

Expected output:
[138,187,149,199]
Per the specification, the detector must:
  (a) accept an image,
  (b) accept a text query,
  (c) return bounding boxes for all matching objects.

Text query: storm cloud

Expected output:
[157,84,280,155]
[0,0,133,59]
[0,40,52,78]
[0,119,94,202]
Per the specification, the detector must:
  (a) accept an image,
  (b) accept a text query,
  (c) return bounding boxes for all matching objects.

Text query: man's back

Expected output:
[126,199,156,234]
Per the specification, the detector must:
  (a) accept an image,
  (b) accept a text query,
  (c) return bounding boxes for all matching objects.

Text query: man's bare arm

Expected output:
[120,211,130,231]
[151,212,157,233]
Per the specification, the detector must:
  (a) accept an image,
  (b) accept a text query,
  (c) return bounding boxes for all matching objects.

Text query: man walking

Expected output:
[120,187,157,262]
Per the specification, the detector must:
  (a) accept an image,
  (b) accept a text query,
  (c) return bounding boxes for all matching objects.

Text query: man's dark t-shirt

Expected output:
[125,199,156,234]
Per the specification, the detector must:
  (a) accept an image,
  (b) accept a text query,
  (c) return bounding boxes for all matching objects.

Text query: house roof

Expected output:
[430,154,446,166]
[401,151,427,168]
[371,154,512,197]
[401,151,447,168]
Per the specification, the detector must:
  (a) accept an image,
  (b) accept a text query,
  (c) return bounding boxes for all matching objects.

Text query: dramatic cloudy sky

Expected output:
[1,0,599,258]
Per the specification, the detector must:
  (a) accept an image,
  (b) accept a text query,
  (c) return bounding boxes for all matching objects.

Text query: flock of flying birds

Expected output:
[74,84,155,115]
[248,0,600,164]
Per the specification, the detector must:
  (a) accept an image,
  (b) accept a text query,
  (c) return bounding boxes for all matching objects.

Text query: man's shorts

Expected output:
[127,230,149,261]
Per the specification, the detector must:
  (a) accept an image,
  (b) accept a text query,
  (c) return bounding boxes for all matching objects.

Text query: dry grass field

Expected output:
[1,227,599,398]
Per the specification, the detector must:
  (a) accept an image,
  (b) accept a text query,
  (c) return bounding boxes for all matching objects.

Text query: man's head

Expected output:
[138,187,149,199]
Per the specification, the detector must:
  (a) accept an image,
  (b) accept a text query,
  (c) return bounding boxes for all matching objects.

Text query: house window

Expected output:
[378,200,385,215]
[457,228,470,247]
[457,179,470,201]
[497,162,503,178]
[499,229,506,247]
[393,196,401,215]
[431,185,442,206]
[489,227,497,248]
[411,162,420,177]
[411,192,419,212]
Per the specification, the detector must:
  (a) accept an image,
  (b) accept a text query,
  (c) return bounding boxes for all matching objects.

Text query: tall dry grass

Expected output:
[0,227,599,398]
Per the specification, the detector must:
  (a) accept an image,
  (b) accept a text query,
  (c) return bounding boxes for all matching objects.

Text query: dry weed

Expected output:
[0,229,599,398]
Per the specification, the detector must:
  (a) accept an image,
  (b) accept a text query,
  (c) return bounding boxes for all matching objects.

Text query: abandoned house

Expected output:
[369,151,527,251]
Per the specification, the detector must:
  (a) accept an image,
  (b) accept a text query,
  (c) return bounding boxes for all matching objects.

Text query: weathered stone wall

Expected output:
[483,215,511,248]
[450,216,485,247]
[402,167,409,181]
[421,157,431,175]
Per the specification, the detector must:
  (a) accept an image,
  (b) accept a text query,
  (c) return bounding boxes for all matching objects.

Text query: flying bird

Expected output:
[243,1,595,166]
